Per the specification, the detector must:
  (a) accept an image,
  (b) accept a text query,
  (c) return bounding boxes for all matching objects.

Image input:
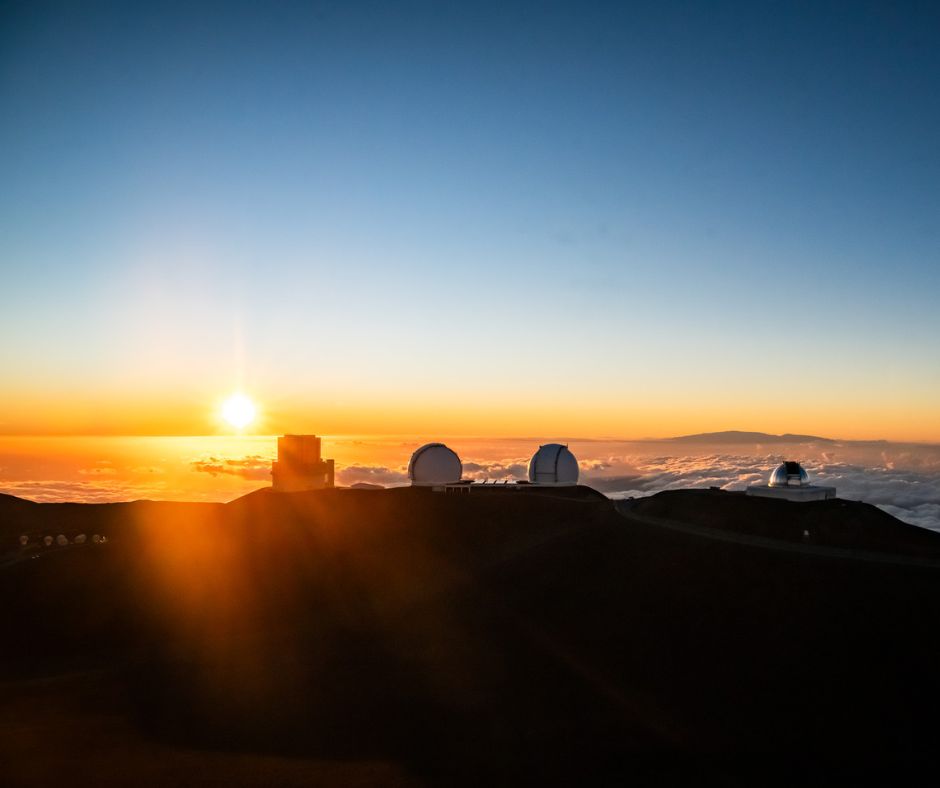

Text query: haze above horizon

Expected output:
[2,1,939,441]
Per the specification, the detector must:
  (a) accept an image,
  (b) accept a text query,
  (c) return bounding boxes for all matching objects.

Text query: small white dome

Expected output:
[409,443,462,486]
[769,461,810,488]
[528,444,579,485]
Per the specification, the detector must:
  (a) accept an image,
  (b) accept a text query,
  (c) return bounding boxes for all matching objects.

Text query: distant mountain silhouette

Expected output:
[665,430,836,443]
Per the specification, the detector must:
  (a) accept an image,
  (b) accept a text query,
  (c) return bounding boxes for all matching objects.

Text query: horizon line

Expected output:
[1,431,936,446]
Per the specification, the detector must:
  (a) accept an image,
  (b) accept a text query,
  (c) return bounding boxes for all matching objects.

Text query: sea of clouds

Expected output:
[3,437,940,532]
[583,454,940,531]
[332,441,940,532]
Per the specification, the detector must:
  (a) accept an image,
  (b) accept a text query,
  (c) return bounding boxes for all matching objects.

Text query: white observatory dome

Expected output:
[528,444,579,486]
[769,461,810,488]
[408,443,462,486]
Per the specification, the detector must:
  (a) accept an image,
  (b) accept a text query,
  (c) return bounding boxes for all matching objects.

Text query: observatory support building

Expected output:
[272,435,335,492]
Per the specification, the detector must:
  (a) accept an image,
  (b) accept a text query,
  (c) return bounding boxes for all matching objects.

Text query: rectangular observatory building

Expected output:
[745,484,836,502]
[272,435,335,492]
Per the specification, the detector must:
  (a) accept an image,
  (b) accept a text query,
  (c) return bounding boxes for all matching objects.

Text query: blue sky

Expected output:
[1,1,939,438]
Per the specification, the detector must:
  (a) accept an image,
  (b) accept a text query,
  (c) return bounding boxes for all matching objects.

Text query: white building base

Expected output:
[746,485,836,502]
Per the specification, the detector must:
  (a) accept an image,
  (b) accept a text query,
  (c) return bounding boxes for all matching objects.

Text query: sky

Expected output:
[1,0,939,440]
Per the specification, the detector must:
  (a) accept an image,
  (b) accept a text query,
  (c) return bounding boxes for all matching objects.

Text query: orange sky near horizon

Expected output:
[1,386,938,443]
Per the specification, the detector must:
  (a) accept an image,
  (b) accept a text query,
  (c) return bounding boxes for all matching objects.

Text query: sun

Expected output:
[221,393,257,430]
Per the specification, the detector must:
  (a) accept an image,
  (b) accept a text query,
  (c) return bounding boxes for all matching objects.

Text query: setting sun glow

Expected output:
[220,394,257,430]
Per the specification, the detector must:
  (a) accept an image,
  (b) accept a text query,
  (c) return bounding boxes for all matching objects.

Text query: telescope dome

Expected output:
[769,461,810,488]
[409,443,462,486]
[528,444,579,485]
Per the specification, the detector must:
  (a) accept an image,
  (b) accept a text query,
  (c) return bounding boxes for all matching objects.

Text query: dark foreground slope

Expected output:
[3,487,940,786]
[625,488,940,558]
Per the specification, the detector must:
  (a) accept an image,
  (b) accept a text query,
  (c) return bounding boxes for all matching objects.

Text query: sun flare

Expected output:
[221,393,257,430]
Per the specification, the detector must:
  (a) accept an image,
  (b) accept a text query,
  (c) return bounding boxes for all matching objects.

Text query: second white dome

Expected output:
[528,444,579,485]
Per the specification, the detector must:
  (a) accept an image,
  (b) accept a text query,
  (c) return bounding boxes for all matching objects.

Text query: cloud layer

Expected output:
[4,437,940,532]
[190,455,271,480]
[336,464,408,486]
[262,450,940,531]
[0,478,170,504]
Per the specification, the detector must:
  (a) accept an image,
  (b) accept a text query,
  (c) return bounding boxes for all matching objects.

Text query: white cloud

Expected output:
[462,460,528,481]
[335,465,409,486]
[0,479,170,503]
[190,454,271,480]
